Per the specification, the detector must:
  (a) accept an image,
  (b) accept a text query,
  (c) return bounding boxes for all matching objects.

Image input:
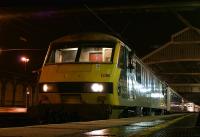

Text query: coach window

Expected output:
[118,46,128,69]
[162,84,167,99]
[151,76,155,92]
[136,62,141,83]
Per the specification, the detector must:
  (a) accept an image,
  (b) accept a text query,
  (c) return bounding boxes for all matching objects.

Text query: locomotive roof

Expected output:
[52,32,119,43]
[51,32,131,51]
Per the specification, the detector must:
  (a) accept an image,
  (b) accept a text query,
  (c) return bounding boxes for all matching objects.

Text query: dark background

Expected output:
[0,0,199,74]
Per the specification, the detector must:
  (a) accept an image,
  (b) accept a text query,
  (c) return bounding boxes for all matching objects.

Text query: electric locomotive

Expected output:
[31,32,168,121]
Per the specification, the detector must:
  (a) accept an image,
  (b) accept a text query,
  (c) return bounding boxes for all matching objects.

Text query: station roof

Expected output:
[142,27,200,104]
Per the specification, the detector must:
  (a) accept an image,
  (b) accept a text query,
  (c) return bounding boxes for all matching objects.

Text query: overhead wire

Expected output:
[83,3,135,53]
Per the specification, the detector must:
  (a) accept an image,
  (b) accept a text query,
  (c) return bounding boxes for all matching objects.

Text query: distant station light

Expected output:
[20,56,30,72]
[21,56,30,63]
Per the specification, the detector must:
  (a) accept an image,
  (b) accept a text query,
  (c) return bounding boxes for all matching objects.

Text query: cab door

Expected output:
[118,46,128,98]
[118,46,135,100]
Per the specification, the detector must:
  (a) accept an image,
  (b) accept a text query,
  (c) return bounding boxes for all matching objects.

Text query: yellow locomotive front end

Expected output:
[36,33,121,120]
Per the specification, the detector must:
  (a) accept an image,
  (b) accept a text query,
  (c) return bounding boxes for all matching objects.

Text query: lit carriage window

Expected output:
[79,47,112,63]
[151,78,155,92]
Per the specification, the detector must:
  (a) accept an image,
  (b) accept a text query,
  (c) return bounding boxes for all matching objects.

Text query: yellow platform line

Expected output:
[131,114,193,137]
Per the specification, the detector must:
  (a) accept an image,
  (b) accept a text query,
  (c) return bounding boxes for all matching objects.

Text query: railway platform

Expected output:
[147,113,200,137]
[0,113,198,137]
[0,107,27,113]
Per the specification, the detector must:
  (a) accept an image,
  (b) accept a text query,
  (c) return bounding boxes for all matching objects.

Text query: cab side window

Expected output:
[118,46,128,69]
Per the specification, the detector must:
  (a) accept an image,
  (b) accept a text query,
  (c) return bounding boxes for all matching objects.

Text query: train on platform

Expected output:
[184,102,200,112]
[29,32,198,122]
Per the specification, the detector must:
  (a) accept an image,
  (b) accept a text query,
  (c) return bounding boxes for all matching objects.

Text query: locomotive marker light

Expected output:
[91,83,104,92]
[43,84,48,92]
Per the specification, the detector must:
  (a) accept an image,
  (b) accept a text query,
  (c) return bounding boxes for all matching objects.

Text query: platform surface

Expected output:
[0,113,197,137]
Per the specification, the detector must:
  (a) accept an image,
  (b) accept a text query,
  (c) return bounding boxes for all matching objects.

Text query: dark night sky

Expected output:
[0,0,199,74]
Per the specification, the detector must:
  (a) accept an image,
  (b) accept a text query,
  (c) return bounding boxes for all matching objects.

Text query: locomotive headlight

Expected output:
[91,83,104,92]
[41,83,58,92]
[43,84,49,92]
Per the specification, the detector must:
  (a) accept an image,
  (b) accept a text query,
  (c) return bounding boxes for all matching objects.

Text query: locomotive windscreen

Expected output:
[46,41,115,64]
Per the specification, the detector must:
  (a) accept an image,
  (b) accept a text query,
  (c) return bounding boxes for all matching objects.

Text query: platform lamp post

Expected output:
[21,56,30,72]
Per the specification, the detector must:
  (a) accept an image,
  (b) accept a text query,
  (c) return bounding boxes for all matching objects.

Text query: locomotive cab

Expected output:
[40,40,117,104]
